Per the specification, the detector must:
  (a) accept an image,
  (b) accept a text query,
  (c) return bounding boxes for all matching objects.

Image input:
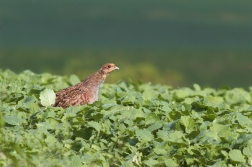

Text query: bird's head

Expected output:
[100,63,119,74]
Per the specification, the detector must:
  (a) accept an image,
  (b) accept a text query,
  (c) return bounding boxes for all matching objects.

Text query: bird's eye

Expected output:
[108,65,111,68]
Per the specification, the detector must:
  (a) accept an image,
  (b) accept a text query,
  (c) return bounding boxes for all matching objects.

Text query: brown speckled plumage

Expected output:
[53,63,119,108]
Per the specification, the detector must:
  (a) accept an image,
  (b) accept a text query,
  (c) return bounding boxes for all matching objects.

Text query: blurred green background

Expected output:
[0,0,251,88]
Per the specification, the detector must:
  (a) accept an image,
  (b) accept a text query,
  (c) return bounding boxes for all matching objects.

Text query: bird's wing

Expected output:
[55,84,85,98]
[53,84,90,108]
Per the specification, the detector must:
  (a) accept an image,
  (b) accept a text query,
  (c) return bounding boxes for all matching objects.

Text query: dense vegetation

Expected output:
[1,69,252,166]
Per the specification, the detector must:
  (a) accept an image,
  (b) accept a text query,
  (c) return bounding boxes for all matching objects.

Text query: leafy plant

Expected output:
[1,69,252,166]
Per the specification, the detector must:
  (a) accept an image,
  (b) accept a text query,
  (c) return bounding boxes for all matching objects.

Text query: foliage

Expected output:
[1,69,252,167]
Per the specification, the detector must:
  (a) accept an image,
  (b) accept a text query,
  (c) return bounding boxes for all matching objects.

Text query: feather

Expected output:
[53,63,119,108]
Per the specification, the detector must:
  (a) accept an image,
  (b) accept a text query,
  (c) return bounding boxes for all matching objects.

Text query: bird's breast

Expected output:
[87,89,99,103]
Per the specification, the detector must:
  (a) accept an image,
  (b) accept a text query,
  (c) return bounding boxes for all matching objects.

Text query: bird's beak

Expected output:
[114,66,119,70]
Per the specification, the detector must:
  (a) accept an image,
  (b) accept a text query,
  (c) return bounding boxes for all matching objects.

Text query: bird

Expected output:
[53,63,119,108]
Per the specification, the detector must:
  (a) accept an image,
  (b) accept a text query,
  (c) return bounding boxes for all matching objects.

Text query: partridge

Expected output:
[53,63,119,108]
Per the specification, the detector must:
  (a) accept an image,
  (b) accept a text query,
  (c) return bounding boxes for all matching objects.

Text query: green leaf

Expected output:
[193,84,201,91]
[168,131,187,144]
[4,115,24,126]
[143,159,158,166]
[142,90,159,101]
[69,74,80,85]
[229,149,245,163]
[39,89,56,107]
[121,161,134,167]
[225,88,251,105]
[88,121,101,132]
[69,155,82,167]
[118,123,126,134]
[174,88,192,99]
[203,96,224,108]
[45,118,59,129]
[153,141,171,154]
[157,130,168,141]
[208,161,227,167]
[180,116,195,133]
[164,159,178,167]
[135,129,153,141]
[36,122,53,130]
[65,106,80,118]
[145,113,160,125]
[147,121,163,132]
[236,113,252,127]
[0,113,4,127]
[243,146,252,157]
[209,123,231,139]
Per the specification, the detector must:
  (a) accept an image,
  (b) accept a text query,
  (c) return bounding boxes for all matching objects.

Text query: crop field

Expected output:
[1,69,252,167]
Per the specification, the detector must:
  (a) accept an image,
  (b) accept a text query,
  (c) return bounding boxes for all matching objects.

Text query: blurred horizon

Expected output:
[0,0,251,88]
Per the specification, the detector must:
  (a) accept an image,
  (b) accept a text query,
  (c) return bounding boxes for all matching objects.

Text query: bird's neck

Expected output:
[99,70,109,79]
[81,71,108,88]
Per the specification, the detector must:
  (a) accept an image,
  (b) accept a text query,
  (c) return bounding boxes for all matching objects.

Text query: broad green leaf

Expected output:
[243,146,252,157]
[208,161,227,167]
[118,123,126,134]
[65,106,80,118]
[236,113,252,127]
[121,161,134,167]
[45,135,58,144]
[180,116,195,133]
[209,123,231,139]
[45,118,59,129]
[39,89,56,107]
[4,115,24,126]
[69,74,80,85]
[120,91,140,105]
[135,129,153,141]
[27,102,40,114]
[247,106,252,112]
[130,108,145,119]
[157,130,168,141]
[103,119,112,134]
[145,113,160,125]
[23,95,37,106]
[186,157,195,165]
[69,155,82,167]
[229,149,245,163]
[88,121,101,132]
[160,103,172,112]
[142,90,158,101]
[193,84,201,91]
[203,96,224,108]
[168,131,187,144]
[164,159,178,167]
[153,141,171,154]
[147,121,163,132]
[143,159,158,166]
[37,122,55,130]
[225,88,251,105]
[174,88,192,99]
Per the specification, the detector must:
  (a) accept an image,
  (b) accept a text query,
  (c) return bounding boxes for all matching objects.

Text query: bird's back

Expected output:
[53,76,100,108]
